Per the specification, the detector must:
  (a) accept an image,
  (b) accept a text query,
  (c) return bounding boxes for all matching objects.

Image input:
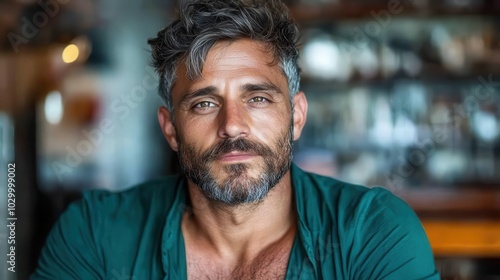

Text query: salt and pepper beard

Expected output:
[177,118,294,206]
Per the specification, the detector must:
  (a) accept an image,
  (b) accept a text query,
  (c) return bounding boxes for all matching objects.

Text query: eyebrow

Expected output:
[179,86,217,106]
[242,82,283,95]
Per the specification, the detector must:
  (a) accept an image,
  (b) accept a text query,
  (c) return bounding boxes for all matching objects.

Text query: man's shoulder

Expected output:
[291,163,407,222]
[32,175,186,279]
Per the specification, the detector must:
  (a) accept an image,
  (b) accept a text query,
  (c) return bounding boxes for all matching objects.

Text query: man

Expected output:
[32,0,439,279]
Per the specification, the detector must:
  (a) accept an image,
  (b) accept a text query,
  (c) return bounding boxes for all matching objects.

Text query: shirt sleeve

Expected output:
[350,188,440,280]
[31,196,103,280]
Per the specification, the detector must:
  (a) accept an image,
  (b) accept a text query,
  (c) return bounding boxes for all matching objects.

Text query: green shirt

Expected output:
[32,164,439,279]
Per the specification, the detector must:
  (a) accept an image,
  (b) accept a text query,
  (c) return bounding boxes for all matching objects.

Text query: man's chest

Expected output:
[186,250,291,280]
[184,229,297,280]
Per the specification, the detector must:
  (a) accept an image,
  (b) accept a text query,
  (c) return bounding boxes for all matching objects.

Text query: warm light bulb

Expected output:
[62,44,79,63]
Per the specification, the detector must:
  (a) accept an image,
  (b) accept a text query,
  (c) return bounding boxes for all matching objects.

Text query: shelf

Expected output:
[300,63,500,90]
[394,188,500,217]
[290,2,500,23]
[422,219,500,257]
[401,188,500,257]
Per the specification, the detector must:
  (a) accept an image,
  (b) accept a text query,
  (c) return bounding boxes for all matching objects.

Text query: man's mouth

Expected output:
[218,151,257,162]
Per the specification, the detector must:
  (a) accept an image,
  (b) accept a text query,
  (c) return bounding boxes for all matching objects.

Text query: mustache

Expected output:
[203,138,272,161]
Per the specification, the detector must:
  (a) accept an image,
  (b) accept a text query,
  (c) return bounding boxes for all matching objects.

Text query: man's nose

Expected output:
[217,100,250,139]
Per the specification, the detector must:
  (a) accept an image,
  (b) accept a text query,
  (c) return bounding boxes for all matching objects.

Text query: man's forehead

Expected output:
[173,39,286,88]
[185,39,278,79]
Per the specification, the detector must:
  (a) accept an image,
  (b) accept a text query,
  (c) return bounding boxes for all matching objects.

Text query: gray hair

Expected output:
[148,0,301,111]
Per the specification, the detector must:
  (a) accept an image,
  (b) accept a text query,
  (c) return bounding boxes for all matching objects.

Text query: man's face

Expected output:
[161,39,304,205]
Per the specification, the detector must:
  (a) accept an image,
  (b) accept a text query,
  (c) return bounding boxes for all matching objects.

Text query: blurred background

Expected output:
[0,0,499,279]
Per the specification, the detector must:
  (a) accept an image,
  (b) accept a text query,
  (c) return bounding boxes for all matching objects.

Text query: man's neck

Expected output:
[181,171,297,264]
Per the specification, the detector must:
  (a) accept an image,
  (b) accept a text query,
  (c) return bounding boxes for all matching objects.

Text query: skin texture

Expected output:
[158,39,308,279]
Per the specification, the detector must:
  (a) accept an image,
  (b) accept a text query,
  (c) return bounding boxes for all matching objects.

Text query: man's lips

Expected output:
[218,151,257,162]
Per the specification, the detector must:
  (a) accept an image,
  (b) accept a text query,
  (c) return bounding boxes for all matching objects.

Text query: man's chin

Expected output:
[209,165,257,186]
[203,178,270,206]
[211,159,262,177]
[199,166,266,202]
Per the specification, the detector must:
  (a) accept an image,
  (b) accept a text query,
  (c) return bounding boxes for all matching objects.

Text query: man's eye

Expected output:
[194,101,216,108]
[249,96,269,103]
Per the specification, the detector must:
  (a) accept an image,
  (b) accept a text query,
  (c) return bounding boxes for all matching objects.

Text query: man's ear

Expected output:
[292,91,308,141]
[158,107,179,151]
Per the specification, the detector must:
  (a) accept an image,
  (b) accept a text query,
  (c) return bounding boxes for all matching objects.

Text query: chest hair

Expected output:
[187,243,292,280]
